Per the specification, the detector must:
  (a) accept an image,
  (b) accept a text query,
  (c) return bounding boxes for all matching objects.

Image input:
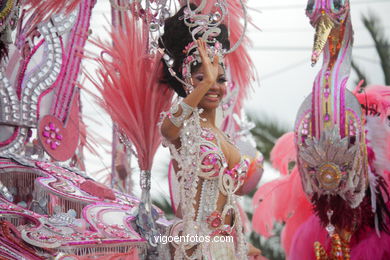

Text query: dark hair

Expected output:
[159,4,230,97]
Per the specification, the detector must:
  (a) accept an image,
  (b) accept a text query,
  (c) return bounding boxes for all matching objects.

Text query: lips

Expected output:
[205,93,220,102]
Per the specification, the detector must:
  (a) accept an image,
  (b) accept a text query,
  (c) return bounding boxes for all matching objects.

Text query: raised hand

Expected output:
[196,38,220,86]
[161,39,222,140]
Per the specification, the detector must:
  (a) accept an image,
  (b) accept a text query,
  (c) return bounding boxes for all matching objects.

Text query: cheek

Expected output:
[221,84,227,97]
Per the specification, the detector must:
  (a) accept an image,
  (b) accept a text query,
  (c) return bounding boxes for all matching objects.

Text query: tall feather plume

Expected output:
[191,0,256,112]
[270,132,297,176]
[24,0,82,26]
[87,15,173,171]
[223,0,256,113]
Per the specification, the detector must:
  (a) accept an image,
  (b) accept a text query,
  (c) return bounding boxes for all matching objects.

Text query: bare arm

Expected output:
[161,39,219,142]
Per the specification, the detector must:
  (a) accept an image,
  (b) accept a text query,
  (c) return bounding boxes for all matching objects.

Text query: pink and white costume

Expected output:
[161,108,249,259]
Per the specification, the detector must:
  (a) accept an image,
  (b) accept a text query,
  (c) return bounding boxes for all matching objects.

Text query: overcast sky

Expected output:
[81,0,390,201]
[245,0,390,126]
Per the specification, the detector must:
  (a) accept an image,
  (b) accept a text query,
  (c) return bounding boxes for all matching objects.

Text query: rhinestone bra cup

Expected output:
[198,128,249,180]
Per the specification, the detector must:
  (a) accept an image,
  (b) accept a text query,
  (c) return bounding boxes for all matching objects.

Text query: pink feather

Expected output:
[289,215,390,260]
[350,227,390,260]
[88,16,173,171]
[353,84,390,179]
[280,188,312,255]
[25,0,82,26]
[288,215,328,260]
[252,178,285,237]
[252,168,312,252]
[270,132,297,176]
[253,132,312,255]
[223,1,256,113]
[353,84,390,121]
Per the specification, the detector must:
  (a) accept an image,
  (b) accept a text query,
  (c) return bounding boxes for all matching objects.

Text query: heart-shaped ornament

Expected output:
[38,96,79,161]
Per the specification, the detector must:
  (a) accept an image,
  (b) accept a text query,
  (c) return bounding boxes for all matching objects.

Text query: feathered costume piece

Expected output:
[253,0,390,259]
[89,15,172,171]
[25,0,82,26]
[353,85,390,183]
[252,132,312,254]
[88,14,173,244]
[254,85,390,259]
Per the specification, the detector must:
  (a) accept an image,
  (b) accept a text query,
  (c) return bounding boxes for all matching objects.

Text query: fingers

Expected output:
[197,38,220,67]
[195,38,219,84]
[196,39,208,63]
[213,54,219,68]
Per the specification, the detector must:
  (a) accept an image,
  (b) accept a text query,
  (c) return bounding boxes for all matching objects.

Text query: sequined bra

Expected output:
[198,128,249,181]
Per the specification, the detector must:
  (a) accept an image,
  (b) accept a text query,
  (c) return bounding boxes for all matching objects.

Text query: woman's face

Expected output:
[190,64,227,110]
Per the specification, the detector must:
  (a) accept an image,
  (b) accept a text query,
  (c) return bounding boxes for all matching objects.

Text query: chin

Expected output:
[199,101,220,111]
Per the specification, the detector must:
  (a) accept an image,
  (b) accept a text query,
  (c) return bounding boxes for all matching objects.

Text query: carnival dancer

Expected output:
[159,4,261,260]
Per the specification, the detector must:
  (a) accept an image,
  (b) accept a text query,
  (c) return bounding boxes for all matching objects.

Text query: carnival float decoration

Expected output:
[0,0,260,259]
[253,0,390,259]
[0,0,157,258]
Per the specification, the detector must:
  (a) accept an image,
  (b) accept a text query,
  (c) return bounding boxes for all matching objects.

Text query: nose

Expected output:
[209,82,219,91]
[210,81,226,97]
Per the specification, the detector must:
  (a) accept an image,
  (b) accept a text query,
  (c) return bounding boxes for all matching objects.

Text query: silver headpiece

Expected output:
[161,0,247,92]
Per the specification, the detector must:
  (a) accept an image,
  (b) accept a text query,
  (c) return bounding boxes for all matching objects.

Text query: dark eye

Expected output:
[306,0,315,13]
[217,77,227,84]
[195,75,204,81]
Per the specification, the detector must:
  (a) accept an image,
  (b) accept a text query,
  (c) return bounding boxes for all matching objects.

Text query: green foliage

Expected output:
[152,197,174,219]
[248,114,289,162]
[250,223,286,260]
[352,12,390,86]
